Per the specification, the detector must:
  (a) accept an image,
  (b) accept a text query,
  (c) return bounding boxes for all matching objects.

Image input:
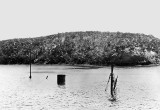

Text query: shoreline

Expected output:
[0,63,159,68]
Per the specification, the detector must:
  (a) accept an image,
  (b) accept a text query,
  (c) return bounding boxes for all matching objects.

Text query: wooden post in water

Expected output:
[29,48,32,79]
[110,65,114,97]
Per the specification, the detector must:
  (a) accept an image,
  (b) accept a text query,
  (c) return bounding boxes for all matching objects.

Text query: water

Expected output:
[0,65,160,110]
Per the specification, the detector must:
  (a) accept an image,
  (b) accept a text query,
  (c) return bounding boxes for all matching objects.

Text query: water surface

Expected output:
[0,65,160,110]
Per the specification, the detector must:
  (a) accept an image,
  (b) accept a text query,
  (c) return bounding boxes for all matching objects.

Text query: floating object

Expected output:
[46,76,48,79]
[57,74,66,85]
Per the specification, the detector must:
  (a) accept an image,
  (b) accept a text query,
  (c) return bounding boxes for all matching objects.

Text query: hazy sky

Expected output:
[0,0,160,40]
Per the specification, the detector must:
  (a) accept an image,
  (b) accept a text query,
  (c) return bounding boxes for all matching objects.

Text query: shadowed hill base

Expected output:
[0,31,160,66]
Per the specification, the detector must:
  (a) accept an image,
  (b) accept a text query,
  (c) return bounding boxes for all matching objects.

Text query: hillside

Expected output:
[0,31,160,66]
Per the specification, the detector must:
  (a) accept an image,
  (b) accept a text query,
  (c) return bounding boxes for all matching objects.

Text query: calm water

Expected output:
[0,65,160,110]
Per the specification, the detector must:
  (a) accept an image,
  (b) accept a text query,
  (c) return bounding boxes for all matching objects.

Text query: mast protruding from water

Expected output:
[29,48,32,79]
[110,65,114,97]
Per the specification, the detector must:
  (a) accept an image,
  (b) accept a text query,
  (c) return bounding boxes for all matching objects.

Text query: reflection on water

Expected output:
[0,65,160,110]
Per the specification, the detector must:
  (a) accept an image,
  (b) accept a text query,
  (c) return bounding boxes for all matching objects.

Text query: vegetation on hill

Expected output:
[0,31,160,66]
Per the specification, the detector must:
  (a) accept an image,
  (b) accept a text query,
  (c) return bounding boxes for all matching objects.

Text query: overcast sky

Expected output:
[0,0,160,40]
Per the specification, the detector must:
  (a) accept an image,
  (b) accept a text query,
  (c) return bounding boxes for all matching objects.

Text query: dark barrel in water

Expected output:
[57,74,66,85]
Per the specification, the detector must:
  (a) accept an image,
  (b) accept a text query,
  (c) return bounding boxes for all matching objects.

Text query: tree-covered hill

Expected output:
[0,31,160,66]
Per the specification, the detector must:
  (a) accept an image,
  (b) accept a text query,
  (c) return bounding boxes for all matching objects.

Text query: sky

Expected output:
[0,0,160,40]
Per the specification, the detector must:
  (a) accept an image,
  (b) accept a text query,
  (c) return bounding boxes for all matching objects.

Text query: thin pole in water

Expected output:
[110,65,114,97]
[29,48,32,79]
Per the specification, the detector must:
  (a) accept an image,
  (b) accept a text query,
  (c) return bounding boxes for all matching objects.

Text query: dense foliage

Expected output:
[0,31,160,66]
